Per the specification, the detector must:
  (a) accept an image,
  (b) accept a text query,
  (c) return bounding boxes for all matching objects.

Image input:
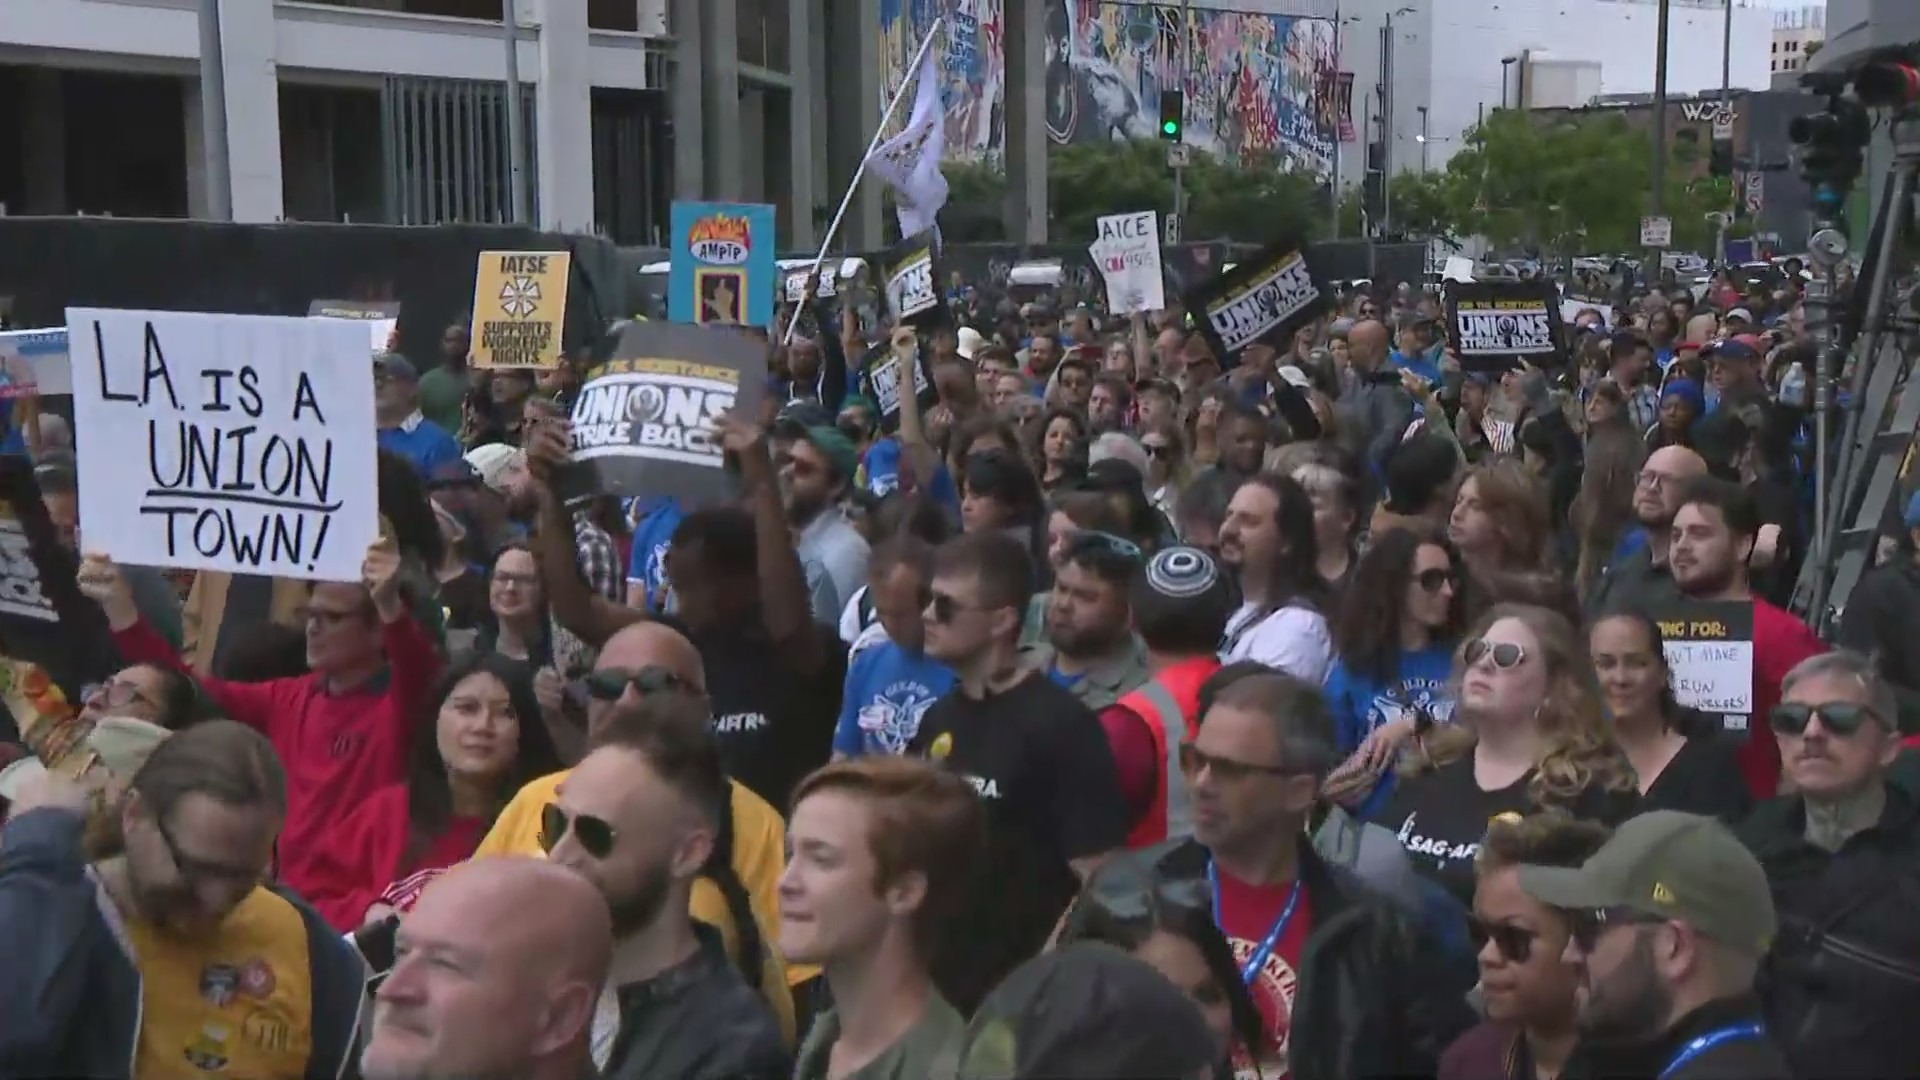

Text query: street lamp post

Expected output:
[1417,105,1430,172]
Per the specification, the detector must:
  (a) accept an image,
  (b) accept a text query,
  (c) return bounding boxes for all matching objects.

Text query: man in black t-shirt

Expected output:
[908,531,1128,1014]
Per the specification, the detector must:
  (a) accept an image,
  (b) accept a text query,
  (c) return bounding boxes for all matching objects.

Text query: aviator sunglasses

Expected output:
[539,803,617,859]
[1463,639,1527,670]
[1467,916,1538,964]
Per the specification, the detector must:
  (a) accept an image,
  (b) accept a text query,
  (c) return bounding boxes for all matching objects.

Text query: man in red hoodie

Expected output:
[1669,478,1825,797]
[77,537,441,903]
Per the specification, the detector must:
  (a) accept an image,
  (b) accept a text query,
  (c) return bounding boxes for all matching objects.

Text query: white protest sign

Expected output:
[1652,604,1756,734]
[67,309,380,582]
[1092,211,1165,315]
[1442,256,1476,284]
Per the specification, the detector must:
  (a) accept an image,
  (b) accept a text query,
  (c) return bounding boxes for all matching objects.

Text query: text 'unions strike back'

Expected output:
[93,321,341,574]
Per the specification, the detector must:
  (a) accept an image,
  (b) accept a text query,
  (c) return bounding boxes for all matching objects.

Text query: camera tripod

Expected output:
[1793,107,1920,631]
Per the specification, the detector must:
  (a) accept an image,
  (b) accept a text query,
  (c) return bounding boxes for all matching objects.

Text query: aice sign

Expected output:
[1097,212,1155,243]
[67,309,380,582]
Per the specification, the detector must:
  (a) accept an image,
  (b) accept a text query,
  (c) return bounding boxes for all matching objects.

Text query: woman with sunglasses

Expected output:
[1439,814,1611,1080]
[1324,528,1467,820]
[1377,604,1638,908]
[1140,423,1191,521]
[304,652,563,931]
[1590,612,1751,820]
[1060,859,1267,1078]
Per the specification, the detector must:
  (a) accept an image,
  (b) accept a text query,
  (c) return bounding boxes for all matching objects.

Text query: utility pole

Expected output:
[196,0,232,220]
[1417,105,1430,172]
[1650,0,1671,219]
[503,0,530,224]
[1380,16,1394,237]
[1719,0,1733,110]
[1173,0,1191,239]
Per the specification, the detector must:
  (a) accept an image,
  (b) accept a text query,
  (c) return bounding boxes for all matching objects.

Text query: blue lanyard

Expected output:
[1207,861,1302,987]
[1659,1023,1765,1079]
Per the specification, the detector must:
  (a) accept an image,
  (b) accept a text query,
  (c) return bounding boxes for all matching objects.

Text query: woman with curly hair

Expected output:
[1448,458,1554,586]
[1323,527,1468,818]
[1439,813,1612,1080]
[1375,603,1639,906]
[1027,406,1088,493]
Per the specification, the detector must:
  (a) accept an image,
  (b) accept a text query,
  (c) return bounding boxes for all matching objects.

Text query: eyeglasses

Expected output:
[1567,906,1666,952]
[1177,742,1299,782]
[539,803,617,859]
[1467,916,1539,964]
[1414,568,1454,593]
[572,665,694,704]
[1463,639,1527,670]
[1636,469,1687,490]
[86,678,158,712]
[154,814,266,887]
[1769,701,1882,737]
[492,571,539,589]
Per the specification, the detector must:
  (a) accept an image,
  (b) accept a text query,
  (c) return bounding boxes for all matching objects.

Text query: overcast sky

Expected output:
[1763,0,1822,9]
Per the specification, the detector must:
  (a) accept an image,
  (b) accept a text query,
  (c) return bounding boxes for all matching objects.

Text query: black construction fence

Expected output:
[0,219,1429,354]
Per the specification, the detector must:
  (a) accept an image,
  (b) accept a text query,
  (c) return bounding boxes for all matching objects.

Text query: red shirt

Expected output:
[112,614,442,905]
[1742,600,1826,798]
[1214,865,1315,1078]
[301,783,485,930]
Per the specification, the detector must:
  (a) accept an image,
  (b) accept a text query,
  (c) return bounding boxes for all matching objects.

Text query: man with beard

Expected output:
[1738,652,1920,1077]
[1217,474,1334,683]
[360,857,611,1080]
[1585,444,1708,614]
[1667,478,1824,797]
[1518,812,1790,1079]
[0,721,367,1077]
[773,418,870,623]
[544,694,788,1080]
[1022,532,1150,712]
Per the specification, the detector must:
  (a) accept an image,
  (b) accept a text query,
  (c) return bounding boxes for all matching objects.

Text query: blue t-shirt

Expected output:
[1324,643,1458,819]
[624,497,685,614]
[833,641,957,757]
[377,417,464,478]
[862,437,902,497]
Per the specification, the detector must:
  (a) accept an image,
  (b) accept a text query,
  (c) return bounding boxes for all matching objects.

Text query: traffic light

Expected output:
[1789,98,1870,214]
[1159,90,1184,142]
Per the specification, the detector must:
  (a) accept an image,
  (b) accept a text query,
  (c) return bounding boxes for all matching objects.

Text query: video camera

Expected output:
[1792,46,1920,215]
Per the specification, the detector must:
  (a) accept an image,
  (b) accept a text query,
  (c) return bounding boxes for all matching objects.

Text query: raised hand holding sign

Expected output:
[362,535,405,623]
[75,552,136,632]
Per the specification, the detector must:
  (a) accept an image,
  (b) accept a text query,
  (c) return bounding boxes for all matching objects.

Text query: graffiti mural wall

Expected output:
[1045,1,1336,178]
[878,0,1338,180]
[879,0,1008,162]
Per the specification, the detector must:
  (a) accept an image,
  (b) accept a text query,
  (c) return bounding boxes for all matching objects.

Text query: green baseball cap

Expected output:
[1517,810,1776,956]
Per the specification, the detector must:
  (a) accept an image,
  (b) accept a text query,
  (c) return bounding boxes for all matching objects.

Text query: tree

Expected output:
[1183,150,1327,245]
[940,158,1010,243]
[1383,170,1464,241]
[1046,140,1175,241]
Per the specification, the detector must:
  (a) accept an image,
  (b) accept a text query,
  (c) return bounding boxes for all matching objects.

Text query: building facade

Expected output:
[1770,5,1825,86]
[0,0,849,247]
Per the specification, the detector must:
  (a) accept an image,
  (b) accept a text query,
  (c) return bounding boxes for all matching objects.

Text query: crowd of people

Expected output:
[2,259,1920,1080]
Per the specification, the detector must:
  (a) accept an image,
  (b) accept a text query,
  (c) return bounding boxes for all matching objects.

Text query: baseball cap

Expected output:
[425,457,483,490]
[956,326,986,361]
[373,352,419,382]
[773,399,835,438]
[1276,365,1314,391]
[1705,339,1760,364]
[1517,810,1776,955]
[1725,307,1755,325]
[795,426,859,482]
[464,444,526,491]
[950,943,1218,1079]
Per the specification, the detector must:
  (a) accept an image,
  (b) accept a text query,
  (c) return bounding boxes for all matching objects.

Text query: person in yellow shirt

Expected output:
[474,620,800,1045]
[0,721,366,1078]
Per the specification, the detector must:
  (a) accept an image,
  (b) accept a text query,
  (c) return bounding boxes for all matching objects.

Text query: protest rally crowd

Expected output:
[5,209,1920,1080]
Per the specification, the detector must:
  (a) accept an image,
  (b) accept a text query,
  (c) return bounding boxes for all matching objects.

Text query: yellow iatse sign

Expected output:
[469,250,571,369]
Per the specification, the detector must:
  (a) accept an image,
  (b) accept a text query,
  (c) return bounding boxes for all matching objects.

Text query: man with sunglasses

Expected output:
[473,620,798,1046]
[1665,478,1823,798]
[1141,671,1472,1077]
[542,695,788,1080]
[1516,811,1790,1079]
[1734,651,1920,1077]
[907,531,1130,1014]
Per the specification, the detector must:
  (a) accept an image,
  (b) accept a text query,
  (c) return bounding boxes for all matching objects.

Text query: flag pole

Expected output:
[784,18,945,346]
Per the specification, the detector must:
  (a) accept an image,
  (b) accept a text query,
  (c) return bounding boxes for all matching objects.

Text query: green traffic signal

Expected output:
[1162,120,1179,136]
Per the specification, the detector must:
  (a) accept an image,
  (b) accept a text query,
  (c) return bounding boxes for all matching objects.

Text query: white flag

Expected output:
[866,37,949,239]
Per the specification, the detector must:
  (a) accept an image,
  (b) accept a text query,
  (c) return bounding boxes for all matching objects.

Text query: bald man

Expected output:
[361,857,609,1080]
[471,621,799,1045]
[1334,318,1416,475]
[1587,444,1709,614]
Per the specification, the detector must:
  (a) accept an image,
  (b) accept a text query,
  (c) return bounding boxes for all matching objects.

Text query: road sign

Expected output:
[1167,143,1192,169]
[1745,173,1764,214]
[1640,215,1673,248]
[1712,109,1735,141]
[1164,213,1182,245]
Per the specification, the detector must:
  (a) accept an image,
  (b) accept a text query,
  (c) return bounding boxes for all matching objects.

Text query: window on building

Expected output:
[1771,41,1778,53]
